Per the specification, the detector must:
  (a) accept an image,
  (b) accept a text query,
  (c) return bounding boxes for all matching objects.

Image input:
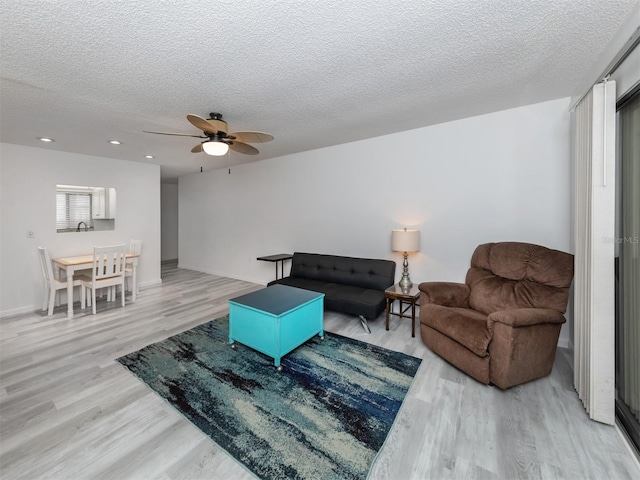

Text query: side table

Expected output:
[257,253,293,282]
[385,284,420,337]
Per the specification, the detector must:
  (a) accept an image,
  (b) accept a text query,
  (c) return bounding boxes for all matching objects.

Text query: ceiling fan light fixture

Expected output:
[202,141,229,156]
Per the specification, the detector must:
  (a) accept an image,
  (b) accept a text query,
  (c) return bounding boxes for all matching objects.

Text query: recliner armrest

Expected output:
[487,308,566,331]
[418,282,470,308]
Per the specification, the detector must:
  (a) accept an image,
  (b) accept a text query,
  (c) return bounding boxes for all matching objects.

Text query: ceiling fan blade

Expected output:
[228,131,274,143]
[191,143,203,153]
[187,114,228,134]
[229,141,259,155]
[207,118,228,134]
[187,114,218,134]
[144,130,205,138]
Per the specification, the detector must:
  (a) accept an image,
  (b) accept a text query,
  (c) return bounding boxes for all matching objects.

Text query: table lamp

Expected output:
[392,228,420,289]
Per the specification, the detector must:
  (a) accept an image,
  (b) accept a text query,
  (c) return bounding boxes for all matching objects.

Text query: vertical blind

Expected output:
[572,80,617,425]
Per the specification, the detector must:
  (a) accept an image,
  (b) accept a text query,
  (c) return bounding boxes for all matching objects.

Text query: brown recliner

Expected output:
[419,242,574,389]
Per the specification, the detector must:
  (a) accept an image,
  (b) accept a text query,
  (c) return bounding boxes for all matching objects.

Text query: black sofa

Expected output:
[272,252,396,332]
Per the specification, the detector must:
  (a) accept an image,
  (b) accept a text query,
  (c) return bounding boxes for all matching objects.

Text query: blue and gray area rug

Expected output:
[116,316,422,480]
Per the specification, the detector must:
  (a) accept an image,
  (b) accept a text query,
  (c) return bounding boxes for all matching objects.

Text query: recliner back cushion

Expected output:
[466,242,574,315]
[290,252,396,291]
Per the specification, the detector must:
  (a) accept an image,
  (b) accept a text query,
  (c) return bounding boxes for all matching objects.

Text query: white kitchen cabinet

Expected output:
[92,187,116,219]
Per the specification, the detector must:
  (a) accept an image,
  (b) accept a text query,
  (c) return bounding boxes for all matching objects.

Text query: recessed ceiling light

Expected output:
[145,155,155,159]
[109,140,122,145]
[38,137,55,142]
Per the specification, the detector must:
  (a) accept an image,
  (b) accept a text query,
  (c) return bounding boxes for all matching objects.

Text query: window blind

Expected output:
[56,191,94,232]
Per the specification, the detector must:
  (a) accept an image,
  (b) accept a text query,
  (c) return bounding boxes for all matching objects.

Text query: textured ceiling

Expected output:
[1,0,638,181]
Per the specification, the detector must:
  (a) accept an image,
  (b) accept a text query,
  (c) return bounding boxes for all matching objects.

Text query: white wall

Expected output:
[0,143,162,316]
[179,98,573,345]
[161,183,179,261]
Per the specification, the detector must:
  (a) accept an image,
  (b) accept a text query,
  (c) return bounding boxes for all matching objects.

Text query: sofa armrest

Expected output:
[418,282,470,308]
[487,308,566,330]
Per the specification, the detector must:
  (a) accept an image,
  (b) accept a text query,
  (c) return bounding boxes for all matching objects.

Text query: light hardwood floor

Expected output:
[1,263,638,479]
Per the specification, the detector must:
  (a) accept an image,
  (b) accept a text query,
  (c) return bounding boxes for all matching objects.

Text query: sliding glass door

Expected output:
[616,88,640,454]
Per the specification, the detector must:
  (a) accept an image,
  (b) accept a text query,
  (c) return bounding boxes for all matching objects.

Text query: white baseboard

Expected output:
[1,278,163,319]
[139,278,163,288]
[177,263,266,286]
[1,304,36,318]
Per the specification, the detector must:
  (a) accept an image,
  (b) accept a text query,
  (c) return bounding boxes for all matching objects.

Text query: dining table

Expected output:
[51,253,140,318]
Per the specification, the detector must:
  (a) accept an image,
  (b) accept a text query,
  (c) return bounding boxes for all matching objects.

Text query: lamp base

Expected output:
[399,251,413,289]
[398,275,413,290]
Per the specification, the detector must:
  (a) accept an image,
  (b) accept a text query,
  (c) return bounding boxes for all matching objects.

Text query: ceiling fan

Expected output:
[144,112,273,156]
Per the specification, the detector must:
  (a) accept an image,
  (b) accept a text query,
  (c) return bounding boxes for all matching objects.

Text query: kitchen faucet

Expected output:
[76,221,88,232]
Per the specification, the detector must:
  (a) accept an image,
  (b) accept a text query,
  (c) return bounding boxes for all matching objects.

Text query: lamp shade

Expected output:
[202,141,229,156]
[392,228,420,252]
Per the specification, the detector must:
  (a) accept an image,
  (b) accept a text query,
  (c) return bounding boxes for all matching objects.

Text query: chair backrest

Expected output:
[92,244,127,280]
[128,239,142,255]
[465,242,574,315]
[38,246,55,286]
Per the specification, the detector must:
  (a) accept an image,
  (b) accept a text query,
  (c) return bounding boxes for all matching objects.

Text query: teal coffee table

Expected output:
[228,285,325,370]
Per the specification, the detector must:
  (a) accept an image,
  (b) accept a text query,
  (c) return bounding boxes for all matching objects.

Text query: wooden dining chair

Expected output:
[125,239,142,294]
[38,247,83,316]
[79,244,127,315]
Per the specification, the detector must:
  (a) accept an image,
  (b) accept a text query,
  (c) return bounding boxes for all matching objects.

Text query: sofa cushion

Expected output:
[421,325,491,384]
[467,242,574,315]
[421,304,490,357]
[468,277,571,316]
[323,283,386,319]
[472,242,574,287]
[275,276,386,319]
[273,276,331,293]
